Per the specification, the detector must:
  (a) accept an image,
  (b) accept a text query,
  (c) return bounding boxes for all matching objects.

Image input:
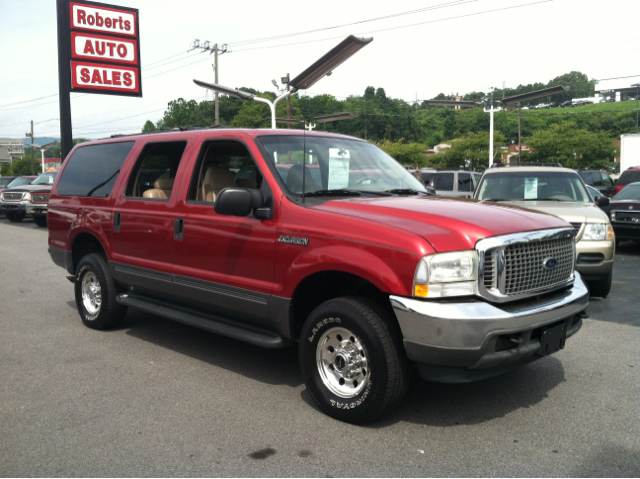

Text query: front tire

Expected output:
[33,214,47,227]
[589,272,612,299]
[6,212,24,223]
[299,297,409,424]
[74,254,126,330]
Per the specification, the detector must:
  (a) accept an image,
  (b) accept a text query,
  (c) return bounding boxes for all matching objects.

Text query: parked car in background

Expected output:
[547,101,559,108]
[474,165,615,298]
[420,168,482,198]
[608,182,640,246]
[560,100,573,107]
[613,167,640,195]
[0,171,57,226]
[0,176,17,189]
[577,168,615,197]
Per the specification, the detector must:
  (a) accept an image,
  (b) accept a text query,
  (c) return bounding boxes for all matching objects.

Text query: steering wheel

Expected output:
[548,191,573,201]
[354,176,378,186]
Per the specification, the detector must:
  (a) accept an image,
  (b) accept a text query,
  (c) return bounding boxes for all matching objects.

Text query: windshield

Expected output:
[612,184,640,201]
[0,177,14,188]
[255,136,427,196]
[6,177,33,188]
[476,171,591,203]
[32,172,58,185]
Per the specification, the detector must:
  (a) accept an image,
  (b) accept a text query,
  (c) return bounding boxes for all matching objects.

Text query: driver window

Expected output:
[188,140,262,203]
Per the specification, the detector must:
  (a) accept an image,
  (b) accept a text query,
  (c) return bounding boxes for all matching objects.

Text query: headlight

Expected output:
[582,223,614,241]
[413,251,478,298]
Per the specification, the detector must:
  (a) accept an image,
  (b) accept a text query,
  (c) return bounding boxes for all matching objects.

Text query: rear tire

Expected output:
[33,214,47,227]
[589,272,612,299]
[6,212,24,223]
[299,297,409,424]
[74,254,126,330]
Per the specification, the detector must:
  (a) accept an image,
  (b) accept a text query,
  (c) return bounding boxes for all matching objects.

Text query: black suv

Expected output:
[577,169,615,197]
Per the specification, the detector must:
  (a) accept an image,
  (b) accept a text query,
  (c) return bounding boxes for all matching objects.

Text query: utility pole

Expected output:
[191,40,228,126]
[518,104,522,164]
[214,44,219,125]
[25,121,35,175]
[286,73,291,129]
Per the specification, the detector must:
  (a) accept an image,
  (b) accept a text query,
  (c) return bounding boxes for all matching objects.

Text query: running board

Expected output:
[117,293,290,349]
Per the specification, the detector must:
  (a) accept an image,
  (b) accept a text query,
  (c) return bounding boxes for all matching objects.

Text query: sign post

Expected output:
[56,0,142,160]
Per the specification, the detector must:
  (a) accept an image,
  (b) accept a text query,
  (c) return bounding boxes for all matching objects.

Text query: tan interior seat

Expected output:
[201,165,236,202]
[143,177,174,199]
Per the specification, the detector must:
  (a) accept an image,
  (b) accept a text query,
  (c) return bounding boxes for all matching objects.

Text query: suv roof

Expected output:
[483,165,577,175]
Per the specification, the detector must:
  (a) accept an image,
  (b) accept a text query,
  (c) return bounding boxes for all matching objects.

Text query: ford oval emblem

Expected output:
[544,258,558,269]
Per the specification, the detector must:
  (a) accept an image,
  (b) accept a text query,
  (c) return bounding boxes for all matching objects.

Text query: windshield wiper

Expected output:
[302,189,362,197]
[383,189,425,195]
[482,198,509,202]
[524,198,572,202]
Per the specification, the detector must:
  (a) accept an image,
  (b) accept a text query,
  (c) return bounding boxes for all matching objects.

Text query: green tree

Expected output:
[11,158,41,176]
[524,123,618,168]
[142,120,157,133]
[440,131,507,169]
[374,140,432,167]
[1,162,12,176]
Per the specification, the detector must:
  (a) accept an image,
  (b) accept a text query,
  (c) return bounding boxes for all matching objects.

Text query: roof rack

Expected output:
[491,162,563,168]
[109,124,234,139]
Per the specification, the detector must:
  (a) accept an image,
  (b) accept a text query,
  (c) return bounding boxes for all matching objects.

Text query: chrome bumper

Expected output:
[390,272,589,382]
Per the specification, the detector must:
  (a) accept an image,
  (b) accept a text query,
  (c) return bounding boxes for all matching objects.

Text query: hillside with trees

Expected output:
[135,70,633,170]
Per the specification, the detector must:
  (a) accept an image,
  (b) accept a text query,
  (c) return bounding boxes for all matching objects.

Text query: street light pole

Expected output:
[633,83,640,133]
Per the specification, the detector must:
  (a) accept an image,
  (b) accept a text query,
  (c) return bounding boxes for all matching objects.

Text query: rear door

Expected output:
[111,140,191,300]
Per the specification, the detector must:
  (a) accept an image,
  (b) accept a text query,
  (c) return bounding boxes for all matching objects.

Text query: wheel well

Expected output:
[72,233,106,273]
[290,271,393,340]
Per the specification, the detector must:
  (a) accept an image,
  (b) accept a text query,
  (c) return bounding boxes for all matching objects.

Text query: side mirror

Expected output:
[215,188,263,217]
[595,195,609,207]
[426,186,436,195]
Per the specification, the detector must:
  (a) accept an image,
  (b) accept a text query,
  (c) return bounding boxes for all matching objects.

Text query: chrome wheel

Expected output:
[81,271,102,315]
[316,326,369,398]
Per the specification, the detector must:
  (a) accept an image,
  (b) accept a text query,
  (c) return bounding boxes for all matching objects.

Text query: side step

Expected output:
[117,293,290,349]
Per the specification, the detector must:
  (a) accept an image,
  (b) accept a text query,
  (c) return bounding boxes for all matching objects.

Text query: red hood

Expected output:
[314,196,570,252]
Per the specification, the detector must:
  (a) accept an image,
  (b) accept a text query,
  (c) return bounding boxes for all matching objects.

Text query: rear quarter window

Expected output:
[56,142,134,197]
[618,170,640,185]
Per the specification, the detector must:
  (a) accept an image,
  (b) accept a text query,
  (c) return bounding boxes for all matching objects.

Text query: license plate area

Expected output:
[537,321,568,356]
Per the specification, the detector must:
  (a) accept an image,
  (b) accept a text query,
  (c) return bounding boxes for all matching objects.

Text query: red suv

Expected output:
[613,167,640,195]
[48,129,589,423]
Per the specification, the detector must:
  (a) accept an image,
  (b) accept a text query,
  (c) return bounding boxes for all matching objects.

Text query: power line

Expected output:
[228,0,478,47]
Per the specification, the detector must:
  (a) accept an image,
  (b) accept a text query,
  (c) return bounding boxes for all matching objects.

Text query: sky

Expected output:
[1,0,638,141]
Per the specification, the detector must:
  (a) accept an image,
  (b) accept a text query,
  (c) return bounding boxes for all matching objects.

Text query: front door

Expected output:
[172,139,278,329]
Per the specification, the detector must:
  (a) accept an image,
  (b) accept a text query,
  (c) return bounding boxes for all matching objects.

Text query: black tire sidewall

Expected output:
[33,215,47,227]
[299,300,393,422]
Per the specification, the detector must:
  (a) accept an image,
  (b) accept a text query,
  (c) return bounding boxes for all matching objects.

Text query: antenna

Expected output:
[302,130,306,204]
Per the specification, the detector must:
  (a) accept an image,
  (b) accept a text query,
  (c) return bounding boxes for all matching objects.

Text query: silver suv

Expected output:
[474,165,614,298]
[420,169,482,198]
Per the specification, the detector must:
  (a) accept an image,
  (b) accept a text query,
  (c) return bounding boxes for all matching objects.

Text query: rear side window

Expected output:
[618,170,640,185]
[435,172,454,191]
[57,142,134,197]
[579,171,593,184]
[601,173,614,187]
[126,141,187,200]
[458,172,472,192]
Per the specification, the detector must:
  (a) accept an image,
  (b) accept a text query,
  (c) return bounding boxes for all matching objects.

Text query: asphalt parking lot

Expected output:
[1,218,639,477]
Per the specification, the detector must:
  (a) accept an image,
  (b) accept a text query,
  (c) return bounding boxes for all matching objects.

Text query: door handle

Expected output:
[114,212,121,232]
[174,218,184,240]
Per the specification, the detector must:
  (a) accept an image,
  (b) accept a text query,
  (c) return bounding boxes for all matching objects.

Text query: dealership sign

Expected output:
[66,1,141,96]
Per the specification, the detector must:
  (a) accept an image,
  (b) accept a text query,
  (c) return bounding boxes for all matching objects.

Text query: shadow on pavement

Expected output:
[123,306,567,427]
[588,240,640,327]
[571,443,640,477]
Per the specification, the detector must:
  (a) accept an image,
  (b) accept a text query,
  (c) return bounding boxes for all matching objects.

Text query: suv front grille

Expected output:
[503,237,575,294]
[477,228,575,302]
[2,192,23,201]
[31,194,49,203]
